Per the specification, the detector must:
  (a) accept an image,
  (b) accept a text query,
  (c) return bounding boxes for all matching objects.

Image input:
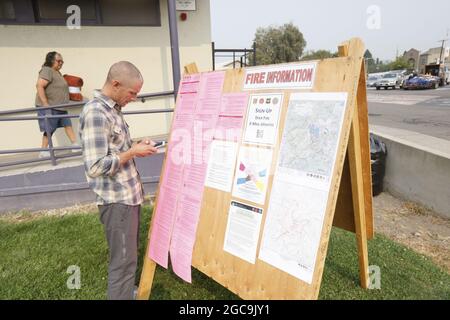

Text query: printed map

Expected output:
[278,98,346,179]
[259,93,348,283]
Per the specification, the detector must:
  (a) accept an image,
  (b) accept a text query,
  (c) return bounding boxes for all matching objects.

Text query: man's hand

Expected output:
[119,140,157,165]
[132,140,157,157]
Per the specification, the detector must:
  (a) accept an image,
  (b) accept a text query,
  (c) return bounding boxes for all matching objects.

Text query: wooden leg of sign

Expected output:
[137,241,157,300]
[348,93,370,289]
[137,198,159,300]
[356,63,374,240]
[339,40,370,288]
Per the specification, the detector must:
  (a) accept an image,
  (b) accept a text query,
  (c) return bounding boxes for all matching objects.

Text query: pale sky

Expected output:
[210,0,450,61]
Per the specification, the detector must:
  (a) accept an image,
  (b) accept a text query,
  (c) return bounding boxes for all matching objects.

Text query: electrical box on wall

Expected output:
[176,0,196,11]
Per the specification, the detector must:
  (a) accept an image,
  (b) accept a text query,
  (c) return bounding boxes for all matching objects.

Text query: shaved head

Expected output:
[102,61,144,107]
[106,61,143,86]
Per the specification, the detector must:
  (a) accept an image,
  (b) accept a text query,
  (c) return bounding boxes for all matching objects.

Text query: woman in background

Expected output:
[36,51,77,158]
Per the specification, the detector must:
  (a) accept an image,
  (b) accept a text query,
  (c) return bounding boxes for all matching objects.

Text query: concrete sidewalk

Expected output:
[371,125,450,158]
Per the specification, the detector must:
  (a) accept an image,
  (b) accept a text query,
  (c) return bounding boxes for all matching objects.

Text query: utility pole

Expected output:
[438,29,450,64]
[438,39,446,64]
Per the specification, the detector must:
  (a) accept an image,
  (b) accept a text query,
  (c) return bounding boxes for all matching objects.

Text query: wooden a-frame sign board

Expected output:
[138,38,373,300]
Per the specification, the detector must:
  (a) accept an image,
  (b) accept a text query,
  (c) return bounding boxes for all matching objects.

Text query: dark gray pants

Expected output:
[99,203,141,300]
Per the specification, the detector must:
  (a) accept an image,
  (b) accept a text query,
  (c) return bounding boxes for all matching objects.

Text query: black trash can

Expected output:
[370,134,387,196]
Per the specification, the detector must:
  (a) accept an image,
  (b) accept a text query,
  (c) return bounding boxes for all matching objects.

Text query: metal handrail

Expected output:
[0,90,175,168]
[212,42,257,71]
[0,90,174,116]
[0,108,175,122]
[0,101,86,116]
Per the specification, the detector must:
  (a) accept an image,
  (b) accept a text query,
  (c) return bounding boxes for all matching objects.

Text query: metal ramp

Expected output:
[0,147,165,214]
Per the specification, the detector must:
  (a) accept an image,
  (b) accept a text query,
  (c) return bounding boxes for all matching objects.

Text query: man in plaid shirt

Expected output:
[79,61,157,300]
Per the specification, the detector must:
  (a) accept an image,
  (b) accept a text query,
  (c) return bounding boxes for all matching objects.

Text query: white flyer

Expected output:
[231,146,273,205]
[259,92,348,284]
[243,93,283,146]
[204,140,238,192]
[223,201,263,264]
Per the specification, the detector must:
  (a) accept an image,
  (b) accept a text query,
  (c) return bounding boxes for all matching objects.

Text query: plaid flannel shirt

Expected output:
[79,90,144,205]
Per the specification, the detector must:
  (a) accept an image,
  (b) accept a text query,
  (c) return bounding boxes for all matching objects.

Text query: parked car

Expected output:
[391,69,409,87]
[375,73,403,90]
[367,75,381,87]
[403,74,440,90]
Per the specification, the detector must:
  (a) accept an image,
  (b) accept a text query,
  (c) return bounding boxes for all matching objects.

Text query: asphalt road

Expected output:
[367,86,450,141]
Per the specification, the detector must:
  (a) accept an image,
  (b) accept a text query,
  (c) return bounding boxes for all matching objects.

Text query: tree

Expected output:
[388,56,410,70]
[364,49,373,60]
[368,61,390,73]
[301,50,338,61]
[249,22,306,66]
[367,55,391,73]
[364,49,375,68]
[367,56,410,74]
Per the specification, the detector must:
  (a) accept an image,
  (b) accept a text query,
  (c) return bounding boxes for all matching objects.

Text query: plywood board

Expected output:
[139,38,372,300]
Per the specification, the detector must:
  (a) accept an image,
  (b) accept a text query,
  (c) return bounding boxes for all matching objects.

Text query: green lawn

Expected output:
[0,206,449,300]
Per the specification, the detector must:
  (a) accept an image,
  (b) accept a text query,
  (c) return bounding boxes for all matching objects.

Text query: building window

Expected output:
[0,0,15,20]
[35,0,97,24]
[99,0,160,26]
[0,0,161,26]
